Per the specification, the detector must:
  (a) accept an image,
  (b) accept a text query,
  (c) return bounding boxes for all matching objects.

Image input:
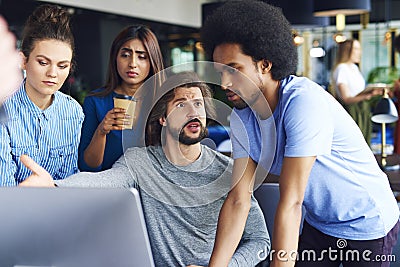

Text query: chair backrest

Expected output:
[254,183,305,237]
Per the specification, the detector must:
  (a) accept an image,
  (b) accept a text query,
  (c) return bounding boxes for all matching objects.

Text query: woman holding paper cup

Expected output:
[332,39,381,145]
[79,25,164,171]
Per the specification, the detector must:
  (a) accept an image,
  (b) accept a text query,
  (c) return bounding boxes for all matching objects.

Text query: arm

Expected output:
[229,195,271,267]
[270,156,315,267]
[337,83,380,104]
[208,157,257,267]
[79,96,126,169]
[19,153,137,189]
[83,109,127,168]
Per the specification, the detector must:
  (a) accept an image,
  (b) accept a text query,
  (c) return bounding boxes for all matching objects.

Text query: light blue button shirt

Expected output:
[0,80,84,186]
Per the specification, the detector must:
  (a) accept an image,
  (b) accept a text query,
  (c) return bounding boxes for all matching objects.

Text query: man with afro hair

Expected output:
[196,1,400,267]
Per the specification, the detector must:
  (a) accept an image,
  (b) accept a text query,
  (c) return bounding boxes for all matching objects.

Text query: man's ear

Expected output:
[159,116,167,127]
[261,60,272,73]
[19,51,27,70]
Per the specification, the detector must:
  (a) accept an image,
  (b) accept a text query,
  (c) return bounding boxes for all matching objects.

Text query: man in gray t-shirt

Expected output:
[20,72,270,267]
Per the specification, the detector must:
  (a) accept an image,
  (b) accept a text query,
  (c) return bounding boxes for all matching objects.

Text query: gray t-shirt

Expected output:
[57,145,270,266]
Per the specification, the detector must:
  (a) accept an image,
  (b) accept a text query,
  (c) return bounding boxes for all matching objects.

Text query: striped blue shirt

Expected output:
[0,81,84,186]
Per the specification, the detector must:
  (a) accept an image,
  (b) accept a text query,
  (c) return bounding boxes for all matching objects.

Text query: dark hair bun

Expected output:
[21,4,75,62]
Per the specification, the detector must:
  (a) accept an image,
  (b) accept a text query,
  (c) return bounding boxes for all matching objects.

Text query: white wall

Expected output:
[39,0,214,28]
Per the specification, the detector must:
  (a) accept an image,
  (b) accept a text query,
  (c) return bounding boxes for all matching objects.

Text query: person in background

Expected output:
[199,1,399,266]
[0,4,84,186]
[332,39,381,145]
[79,25,164,171]
[392,34,400,154]
[0,16,22,103]
[20,72,270,267]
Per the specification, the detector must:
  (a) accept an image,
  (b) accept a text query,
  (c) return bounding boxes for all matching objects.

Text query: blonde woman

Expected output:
[332,39,381,144]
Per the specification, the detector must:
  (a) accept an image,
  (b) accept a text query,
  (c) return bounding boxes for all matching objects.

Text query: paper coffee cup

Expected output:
[113,95,137,129]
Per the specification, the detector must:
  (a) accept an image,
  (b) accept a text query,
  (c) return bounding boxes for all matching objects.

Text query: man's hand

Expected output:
[18,155,55,187]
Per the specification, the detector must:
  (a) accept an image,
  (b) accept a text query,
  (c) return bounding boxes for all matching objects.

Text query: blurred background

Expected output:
[2,0,400,149]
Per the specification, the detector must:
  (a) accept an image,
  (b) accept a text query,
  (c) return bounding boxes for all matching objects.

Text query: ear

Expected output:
[159,116,167,127]
[19,51,27,70]
[260,60,272,74]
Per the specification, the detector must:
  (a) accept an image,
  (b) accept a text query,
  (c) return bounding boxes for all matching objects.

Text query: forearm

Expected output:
[209,192,252,267]
[341,93,368,104]
[230,240,269,267]
[230,203,271,267]
[83,127,107,168]
[56,161,136,188]
[270,156,315,267]
[337,83,371,104]
[270,202,303,267]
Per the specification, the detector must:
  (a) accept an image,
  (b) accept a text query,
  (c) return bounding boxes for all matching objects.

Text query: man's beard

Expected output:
[231,96,248,110]
[230,90,262,110]
[168,118,208,145]
[230,74,264,110]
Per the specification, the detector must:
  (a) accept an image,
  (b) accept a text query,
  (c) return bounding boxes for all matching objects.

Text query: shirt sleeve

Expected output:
[57,153,138,189]
[78,95,103,171]
[334,64,348,86]
[284,90,333,157]
[230,109,251,160]
[229,196,271,267]
[0,122,17,186]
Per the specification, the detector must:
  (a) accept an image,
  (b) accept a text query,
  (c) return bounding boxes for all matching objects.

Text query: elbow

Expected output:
[278,197,303,216]
[284,200,304,220]
[292,201,303,214]
[227,191,252,215]
[83,152,102,168]
[340,96,352,105]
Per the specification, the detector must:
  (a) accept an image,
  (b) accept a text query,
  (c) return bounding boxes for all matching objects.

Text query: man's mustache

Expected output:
[182,118,204,128]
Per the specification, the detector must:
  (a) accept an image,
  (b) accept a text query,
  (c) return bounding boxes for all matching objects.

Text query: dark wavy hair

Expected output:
[201,0,297,80]
[92,25,165,97]
[21,4,75,71]
[145,72,216,146]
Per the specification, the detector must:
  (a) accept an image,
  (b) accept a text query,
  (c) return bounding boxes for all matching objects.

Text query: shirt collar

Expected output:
[17,79,58,120]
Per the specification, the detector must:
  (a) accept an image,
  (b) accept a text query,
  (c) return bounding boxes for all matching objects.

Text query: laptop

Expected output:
[0,187,155,267]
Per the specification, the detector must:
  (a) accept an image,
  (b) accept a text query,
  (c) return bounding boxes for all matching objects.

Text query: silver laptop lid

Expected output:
[0,187,155,267]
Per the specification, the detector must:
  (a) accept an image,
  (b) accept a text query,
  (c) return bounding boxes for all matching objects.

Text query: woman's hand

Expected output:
[97,108,130,135]
[363,88,383,100]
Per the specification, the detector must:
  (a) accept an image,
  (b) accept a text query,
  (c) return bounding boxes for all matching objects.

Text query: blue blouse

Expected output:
[0,80,84,186]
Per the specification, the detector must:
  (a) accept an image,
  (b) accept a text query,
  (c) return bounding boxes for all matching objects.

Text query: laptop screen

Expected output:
[0,187,154,267]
